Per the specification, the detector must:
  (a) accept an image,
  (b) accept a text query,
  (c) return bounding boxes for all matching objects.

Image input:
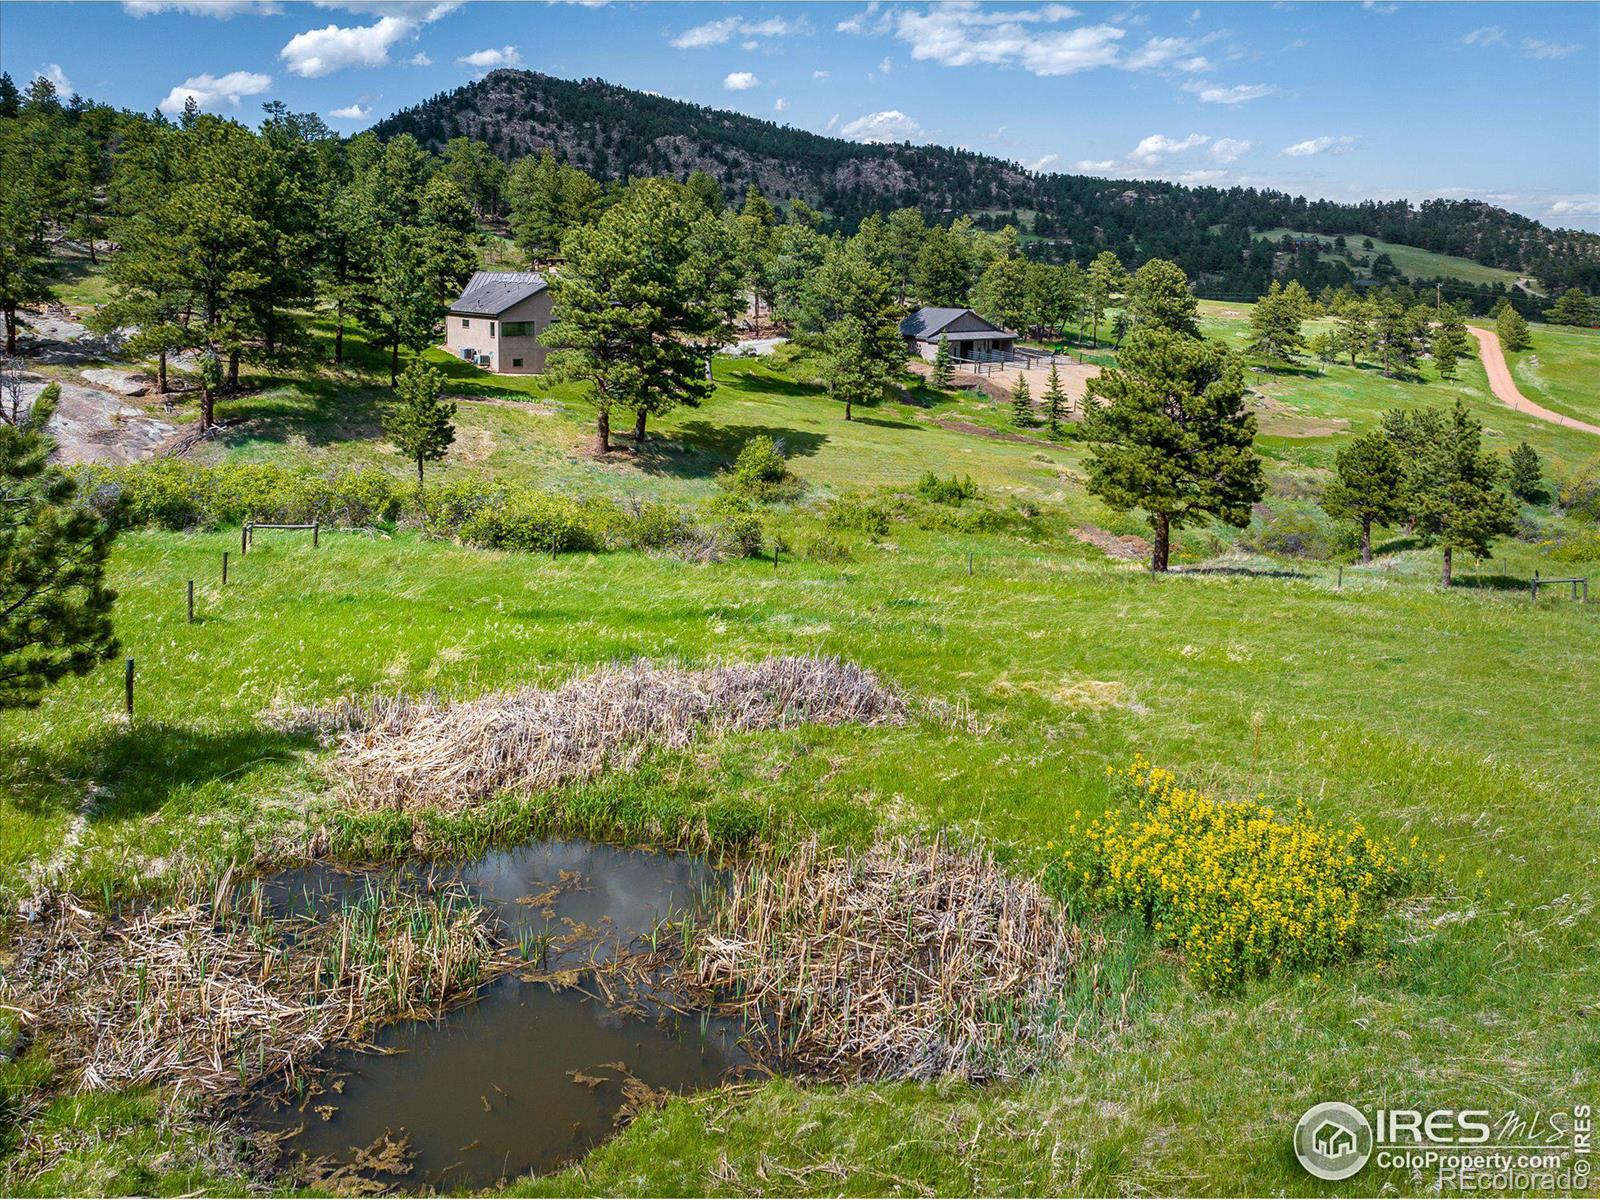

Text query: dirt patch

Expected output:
[928,416,1064,448]
[1070,524,1151,561]
[282,656,904,814]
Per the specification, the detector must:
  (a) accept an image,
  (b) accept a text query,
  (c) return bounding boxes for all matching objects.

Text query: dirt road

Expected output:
[1466,324,1600,437]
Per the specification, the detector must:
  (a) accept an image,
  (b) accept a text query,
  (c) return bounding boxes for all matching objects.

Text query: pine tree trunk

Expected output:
[390,340,399,388]
[844,398,853,421]
[1361,518,1372,564]
[596,407,610,454]
[200,383,214,431]
[87,236,97,266]
[4,303,14,355]
[334,314,344,365]
[1152,513,1171,573]
[1441,545,1453,587]
[633,408,647,443]
[157,350,168,394]
[227,349,239,393]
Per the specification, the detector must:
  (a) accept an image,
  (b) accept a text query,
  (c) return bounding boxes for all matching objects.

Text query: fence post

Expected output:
[187,580,194,624]
[313,521,320,548]
[1337,565,1343,590]
[222,551,228,585]
[125,657,134,718]
[241,523,249,555]
[967,551,973,577]
[773,543,779,572]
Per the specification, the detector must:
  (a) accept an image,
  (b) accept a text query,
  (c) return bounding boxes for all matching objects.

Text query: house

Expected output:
[900,306,1018,362]
[443,271,551,375]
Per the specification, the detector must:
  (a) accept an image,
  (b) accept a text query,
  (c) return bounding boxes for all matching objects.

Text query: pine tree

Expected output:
[1430,304,1471,380]
[1320,429,1405,562]
[816,250,904,422]
[1086,250,1127,347]
[544,179,721,451]
[1043,363,1068,432]
[931,334,955,389]
[1127,258,1198,337]
[1082,326,1264,572]
[1247,280,1310,361]
[1545,287,1597,328]
[1507,441,1544,503]
[1495,305,1532,353]
[1333,297,1374,367]
[382,359,455,501]
[1010,372,1033,426]
[1408,400,1518,586]
[0,382,119,709]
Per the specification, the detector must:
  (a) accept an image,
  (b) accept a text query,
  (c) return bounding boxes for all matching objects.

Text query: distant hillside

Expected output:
[373,69,1600,297]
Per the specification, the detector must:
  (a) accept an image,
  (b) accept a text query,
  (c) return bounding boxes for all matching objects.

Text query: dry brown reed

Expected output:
[288,655,903,813]
[3,879,504,1100]
[678,836,1096,1082]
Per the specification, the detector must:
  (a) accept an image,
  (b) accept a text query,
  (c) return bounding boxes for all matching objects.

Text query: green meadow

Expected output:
[3,293,1598,1196]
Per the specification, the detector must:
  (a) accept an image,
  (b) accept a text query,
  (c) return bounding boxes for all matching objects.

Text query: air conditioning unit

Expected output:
[460,347,476,361]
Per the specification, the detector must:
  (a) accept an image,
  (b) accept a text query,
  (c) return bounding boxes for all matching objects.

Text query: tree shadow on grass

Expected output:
[716,368,819,400]
[1173,564,1311,580]
[58,723,321,825]
[630,420,829,480]
[1455,572,1538,593]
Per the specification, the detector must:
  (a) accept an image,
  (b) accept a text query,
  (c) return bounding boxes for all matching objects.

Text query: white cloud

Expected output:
[123,1,280,15]
[670,15,804,49]
[1210,137,1251,162]
[328,102,371,119]
[723,71,759,90]
[1074,158,1119,172]
[1460,25,1507,47]
[457,45,523,69]
[1174,55,1212,72]
[280,15,413,77]
[1522,37,1582,59]
[893,4,1125,76]
[840,109,921,143]
[409,51,433,66]
[35,64,74,95]
[1131,132,1208,163]
[1123,35,1193,71]
[878,56,893,73]
[825,112,839,131]
[313,1,459,18]
[1175,169,1229,186]
[1549,197,1600,216]
[813,69,830,80]
[157,69,272,113]
[1183,80,1277,104]
[1362,1,1397,13]
[836,3,891,36]
[1028,153,1059,172]
[774,97,788,112]
[1282,135,1357,157]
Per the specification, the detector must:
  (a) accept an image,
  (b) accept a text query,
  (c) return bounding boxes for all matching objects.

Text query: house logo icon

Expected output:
[1294,1102,1373,1180]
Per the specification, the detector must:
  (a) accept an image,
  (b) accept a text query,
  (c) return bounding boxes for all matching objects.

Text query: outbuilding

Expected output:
[444,271,551,375]
[900,306,1018,362]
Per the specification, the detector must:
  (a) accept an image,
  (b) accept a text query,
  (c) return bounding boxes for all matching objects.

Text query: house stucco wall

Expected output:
[443,290,553,375]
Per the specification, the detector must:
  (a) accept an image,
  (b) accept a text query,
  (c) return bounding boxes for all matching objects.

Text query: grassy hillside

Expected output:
[1257,228,1527,290]
[5,269,1600,1196]
[1496,321,1600,429]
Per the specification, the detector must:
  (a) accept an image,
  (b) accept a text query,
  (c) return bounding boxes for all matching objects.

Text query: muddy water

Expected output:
[246,840,750,1191]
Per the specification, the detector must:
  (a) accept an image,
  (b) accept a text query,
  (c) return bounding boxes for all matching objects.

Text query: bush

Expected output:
[801,531,854,563]
[1557,454,1600,521]
[79,462,408,531]
[617,499,692,551]
[915,471,980,505]
[1544,528,1600,564]
[822,492,896,538]
[1237,503,1335,560]
[458,490,605,553]
[1057,757,1432,992]
[722,435,797,502]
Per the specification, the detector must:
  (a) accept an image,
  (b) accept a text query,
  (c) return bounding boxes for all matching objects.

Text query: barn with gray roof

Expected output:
[900,306,1018,362]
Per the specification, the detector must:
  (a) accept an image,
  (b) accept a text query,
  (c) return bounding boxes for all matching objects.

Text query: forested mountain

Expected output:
[374,69,1600,297]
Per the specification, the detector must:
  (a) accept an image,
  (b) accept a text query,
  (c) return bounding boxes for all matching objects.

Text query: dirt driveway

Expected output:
[1467,325,1600,437]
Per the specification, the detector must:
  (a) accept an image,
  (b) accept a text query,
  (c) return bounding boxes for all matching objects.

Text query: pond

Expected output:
[245,840,751,1191]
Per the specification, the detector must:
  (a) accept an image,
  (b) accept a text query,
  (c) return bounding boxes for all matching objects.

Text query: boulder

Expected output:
[81,368,150,397]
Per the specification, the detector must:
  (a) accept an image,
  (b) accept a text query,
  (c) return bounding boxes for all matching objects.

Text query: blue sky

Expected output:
[4,1,1597,231]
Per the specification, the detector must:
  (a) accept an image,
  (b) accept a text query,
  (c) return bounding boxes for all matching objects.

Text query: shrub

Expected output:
[915,471,980,505]
[424,476,501,531]
[801,531,854,563]
[1237,502,1335,560]
[823,492,895,538]
[79,462,408,531]
[1557,454,1600,521]
[1057,756,1432,992]
[1544,528,1600,564]
[459,490,603,554]
[722,435,797,502]
[617,499,692,551]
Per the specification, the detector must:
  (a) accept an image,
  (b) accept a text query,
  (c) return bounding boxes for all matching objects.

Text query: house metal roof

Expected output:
[450,271,548,316]
[899,306,1015,341]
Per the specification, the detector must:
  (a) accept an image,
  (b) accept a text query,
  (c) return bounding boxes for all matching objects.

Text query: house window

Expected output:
[461,317,470,328]
[502,321,535,338]
[511,357,524,368]
[488,321,496,336]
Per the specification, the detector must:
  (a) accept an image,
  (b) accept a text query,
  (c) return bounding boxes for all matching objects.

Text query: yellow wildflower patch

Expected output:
[1061,756,1432,992]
